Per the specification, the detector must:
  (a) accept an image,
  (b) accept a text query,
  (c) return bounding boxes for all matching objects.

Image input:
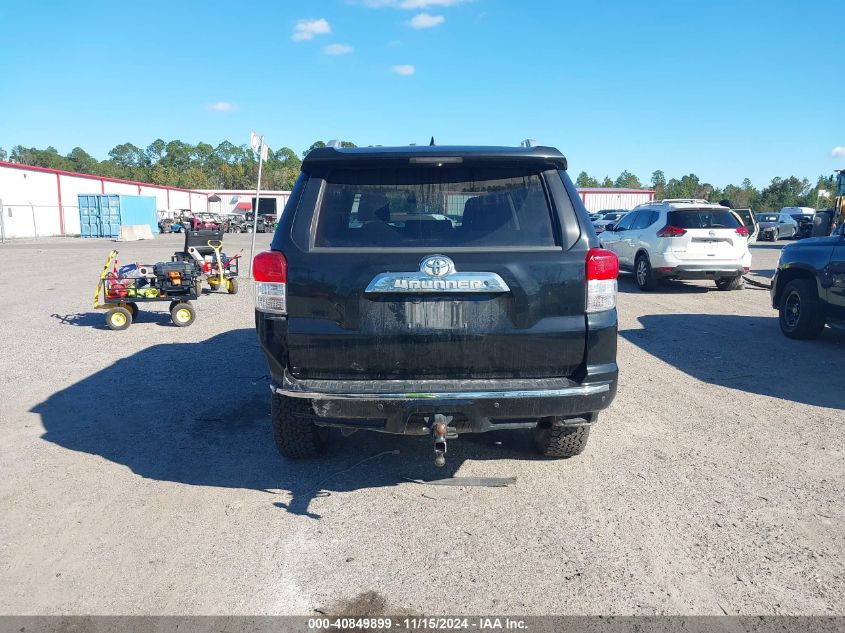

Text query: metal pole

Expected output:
[0,199,5,243]
[248,136,265,279]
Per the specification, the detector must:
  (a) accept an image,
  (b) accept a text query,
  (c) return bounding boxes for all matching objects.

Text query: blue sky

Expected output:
[1,0,842,188]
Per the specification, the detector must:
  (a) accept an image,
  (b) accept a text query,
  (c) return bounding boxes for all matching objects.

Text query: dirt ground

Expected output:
[0,234,842,615]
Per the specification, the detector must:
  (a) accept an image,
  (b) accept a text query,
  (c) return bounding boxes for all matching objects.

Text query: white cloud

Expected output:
[409,12,445,28]
[323,43,354,55]
[392,64,415,76]
[362,0,469,8]
[208,102,235,112]
[832,147,845,158]
[400,0,468,7]
[292,18,331,41]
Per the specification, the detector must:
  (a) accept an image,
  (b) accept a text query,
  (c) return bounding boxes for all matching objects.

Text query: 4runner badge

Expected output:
[365,255,511,294]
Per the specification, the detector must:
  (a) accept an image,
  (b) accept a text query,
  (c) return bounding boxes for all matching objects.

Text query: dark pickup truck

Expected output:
[254,145,619,465]
[771,223,845,338]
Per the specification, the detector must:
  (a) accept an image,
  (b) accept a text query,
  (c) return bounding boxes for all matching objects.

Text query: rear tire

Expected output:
[105,306,132,331]
[226,278,238,294]
[716,276,744,291]
[779,279,825,339]
[635,253,658,291]
[170,302,196,327]
[533,421,591,458]
[272,393,329,458]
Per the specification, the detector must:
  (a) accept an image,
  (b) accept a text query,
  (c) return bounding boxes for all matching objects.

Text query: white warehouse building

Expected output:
[577,188,655,213]
[0,161,209,239]
[199,189,292,219]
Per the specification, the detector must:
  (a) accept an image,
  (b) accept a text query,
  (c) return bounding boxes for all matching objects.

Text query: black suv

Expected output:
[254,145,619,465]
[771,224,845,338]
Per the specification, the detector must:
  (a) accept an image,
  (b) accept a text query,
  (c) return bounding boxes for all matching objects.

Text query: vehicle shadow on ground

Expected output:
[51,312,108,327]
[617,275,709,294]
[32,329,536,520]
[621,314,845,410]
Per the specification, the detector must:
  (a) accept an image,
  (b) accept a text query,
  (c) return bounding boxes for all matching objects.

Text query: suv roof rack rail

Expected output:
[658,198,711,205]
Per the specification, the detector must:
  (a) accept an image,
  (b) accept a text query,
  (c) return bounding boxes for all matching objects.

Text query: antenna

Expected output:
[429,136,436,146]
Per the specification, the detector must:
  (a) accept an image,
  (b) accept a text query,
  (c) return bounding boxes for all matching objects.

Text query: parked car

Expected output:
[592,211,628,234]
[790,213,816,239]
[781,206,816,218]
[756,212,798,241]
[590,209,623,222]
[253,144,619,464]
[600,200,751,291]
[771,223,845,338]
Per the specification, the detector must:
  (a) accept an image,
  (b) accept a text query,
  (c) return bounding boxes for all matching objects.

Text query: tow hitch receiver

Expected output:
[429,414,457,467]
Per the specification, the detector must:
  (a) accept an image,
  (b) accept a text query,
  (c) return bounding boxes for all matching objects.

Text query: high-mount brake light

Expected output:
[586,248,618,313]
[409,156,463,164]
[254,250,288,314]
[656,225,687,238]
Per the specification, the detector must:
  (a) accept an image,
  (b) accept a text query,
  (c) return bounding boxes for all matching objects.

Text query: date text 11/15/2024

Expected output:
[308,617,528,630]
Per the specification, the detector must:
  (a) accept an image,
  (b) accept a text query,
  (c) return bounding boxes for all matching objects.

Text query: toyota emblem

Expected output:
[420,255,455,278]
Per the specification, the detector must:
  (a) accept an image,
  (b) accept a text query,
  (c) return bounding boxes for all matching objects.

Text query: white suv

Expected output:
[599,199,751,291]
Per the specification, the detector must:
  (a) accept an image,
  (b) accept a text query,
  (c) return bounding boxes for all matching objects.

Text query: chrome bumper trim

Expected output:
[272,383,610,401]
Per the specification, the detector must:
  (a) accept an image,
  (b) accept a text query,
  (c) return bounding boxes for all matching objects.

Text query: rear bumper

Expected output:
[654,264,747,280]
[650,250,751,280]
[257,308,618,435]
[272,372,617,434]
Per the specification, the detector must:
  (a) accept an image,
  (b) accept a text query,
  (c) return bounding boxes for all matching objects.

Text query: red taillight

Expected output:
[253,250,287,282]
[736,226,749,237]
[586,248,619,281]
[656,225,687,238]
[254,251,288,315]
[586,248,618,314]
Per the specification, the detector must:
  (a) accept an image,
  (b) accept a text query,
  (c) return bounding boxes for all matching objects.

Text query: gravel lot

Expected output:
[0,235,842,616]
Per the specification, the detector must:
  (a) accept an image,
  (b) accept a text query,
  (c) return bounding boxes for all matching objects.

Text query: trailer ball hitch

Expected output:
[430,414,454,467]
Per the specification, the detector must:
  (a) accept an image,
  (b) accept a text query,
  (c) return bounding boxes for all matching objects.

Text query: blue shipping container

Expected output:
[77,195,157,238]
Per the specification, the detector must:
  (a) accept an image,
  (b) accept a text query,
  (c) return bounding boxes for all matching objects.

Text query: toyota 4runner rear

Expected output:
[254,145,619,465]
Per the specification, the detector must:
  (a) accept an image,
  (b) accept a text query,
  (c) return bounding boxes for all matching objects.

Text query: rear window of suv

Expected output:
[667,208,741,229]
[313,166,558,247]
